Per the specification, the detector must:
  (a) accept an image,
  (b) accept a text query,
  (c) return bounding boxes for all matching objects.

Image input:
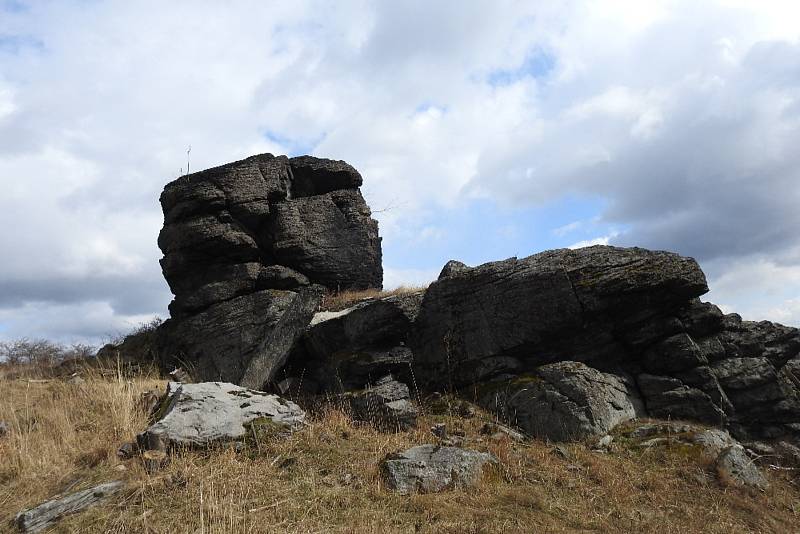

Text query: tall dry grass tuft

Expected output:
[0,368,164,518]
[320,285,426,312]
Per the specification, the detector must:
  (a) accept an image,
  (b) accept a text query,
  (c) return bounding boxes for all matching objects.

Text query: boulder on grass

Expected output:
[138,382,305,451]
[382,444,496,494]
[716,444,768,489]
[15,481,125,533]
[477,361,639,441]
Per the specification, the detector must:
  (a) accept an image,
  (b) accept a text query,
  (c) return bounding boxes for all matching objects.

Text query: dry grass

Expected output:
[320,286,427,312]
[1,376,799,533]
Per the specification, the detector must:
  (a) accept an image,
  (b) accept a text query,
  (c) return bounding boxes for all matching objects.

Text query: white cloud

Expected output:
[568,231,621,250]
[382,267,439,290]
[0,0,799,341]
[705,255,800,325]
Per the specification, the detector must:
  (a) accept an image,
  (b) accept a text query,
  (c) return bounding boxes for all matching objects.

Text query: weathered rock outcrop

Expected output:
[412,246,709,385]
[156,287,322,388]
[149,152,797,448]
[411,246,800,442]
[154,154,382,387]
[138,382,305,451]
[283,290,424,391]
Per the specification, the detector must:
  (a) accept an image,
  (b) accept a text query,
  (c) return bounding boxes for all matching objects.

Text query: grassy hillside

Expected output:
[0,369,798,533]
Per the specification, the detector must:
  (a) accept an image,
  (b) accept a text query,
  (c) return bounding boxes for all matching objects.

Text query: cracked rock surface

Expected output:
[154,154,382,387]
[411,246,800,443]
[477,361,641,441]
[138,382,305,450]
[382,444,496,494]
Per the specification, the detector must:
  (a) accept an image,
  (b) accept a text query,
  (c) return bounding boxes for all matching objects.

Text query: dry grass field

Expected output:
[1,366,799,533]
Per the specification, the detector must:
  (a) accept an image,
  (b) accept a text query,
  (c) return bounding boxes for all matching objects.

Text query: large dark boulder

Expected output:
[413,245,800,441]
[156,287,322,389]
[154,154,383,388]
[281,290,424,391]
[158,154,382,317]
[411,246,708,387]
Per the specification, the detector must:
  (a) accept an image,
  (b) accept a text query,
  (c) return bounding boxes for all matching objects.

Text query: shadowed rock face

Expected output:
[154,154,382,388]
[158,153,382,317]
[409,245,800,442]
[150,152,797,448]
[411,246,709,385]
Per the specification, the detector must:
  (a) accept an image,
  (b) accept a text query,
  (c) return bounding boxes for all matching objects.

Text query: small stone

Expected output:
[691,428,737,458]
[142,450,169,474]
[551,445,573,460]
[0,421,10,438]
[15,481,125,533]
[67,374,85,385]
[481,422,525,442]
[593,434,613,450]
[431,423,447,439]
[116,442,136,460]
[114,464,127,472]
[347,376,417,431]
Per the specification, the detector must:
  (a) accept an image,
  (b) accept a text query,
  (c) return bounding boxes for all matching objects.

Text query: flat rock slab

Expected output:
[382,444,496,494]
[139,382,305,450]
[15,481,125,533]
[619,422,768,489]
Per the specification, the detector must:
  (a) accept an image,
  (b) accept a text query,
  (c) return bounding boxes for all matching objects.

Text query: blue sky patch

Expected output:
[264,130,326,157]
[0,34,44,54]
[382,193,617,275]
[487,48,556,86]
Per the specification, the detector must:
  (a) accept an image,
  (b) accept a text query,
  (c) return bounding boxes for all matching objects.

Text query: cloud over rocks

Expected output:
[0,0,798,343]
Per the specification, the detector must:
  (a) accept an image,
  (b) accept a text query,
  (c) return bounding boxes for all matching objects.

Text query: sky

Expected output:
[0,0,799,346]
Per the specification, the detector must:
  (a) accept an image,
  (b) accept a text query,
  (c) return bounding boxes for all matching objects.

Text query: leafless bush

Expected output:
[0,338,70,366]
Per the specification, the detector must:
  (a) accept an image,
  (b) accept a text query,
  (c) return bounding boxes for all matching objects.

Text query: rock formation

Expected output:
[149,153,799,452]
[409,246,800,443]
[154,154,382,388]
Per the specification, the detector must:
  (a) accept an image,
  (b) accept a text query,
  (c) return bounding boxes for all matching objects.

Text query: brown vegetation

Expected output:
[1,370,799,533]
[320,285,427,312]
